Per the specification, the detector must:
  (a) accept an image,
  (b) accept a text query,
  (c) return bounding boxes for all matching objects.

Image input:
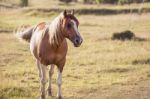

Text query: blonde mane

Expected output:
[48,13,64,46]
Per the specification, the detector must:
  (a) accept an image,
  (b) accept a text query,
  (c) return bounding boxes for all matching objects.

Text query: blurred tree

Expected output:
[21,0,28,7]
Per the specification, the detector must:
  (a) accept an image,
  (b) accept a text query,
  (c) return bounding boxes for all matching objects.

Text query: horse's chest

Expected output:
[31,31,68,65]
[39,43,67,65]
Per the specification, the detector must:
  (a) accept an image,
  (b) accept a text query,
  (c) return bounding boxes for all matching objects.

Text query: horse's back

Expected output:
[35,22,47,30]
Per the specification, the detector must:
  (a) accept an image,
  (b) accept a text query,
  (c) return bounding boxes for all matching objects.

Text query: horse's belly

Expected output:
[41,53,67,65]
[39,55,55,65]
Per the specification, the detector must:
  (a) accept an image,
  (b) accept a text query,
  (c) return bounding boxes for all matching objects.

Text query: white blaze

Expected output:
[57,69,62,98]
[71,20,82,43]
[71,20,81,37]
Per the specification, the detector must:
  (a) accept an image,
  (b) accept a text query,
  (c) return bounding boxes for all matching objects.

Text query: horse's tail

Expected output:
[16,25,35,43]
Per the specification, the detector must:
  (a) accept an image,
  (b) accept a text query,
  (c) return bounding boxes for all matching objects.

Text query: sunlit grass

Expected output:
[1,3,150,99]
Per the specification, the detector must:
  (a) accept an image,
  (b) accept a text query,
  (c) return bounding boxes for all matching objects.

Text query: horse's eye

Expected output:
[67,23,72,28]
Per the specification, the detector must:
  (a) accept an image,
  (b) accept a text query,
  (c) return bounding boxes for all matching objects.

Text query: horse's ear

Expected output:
[71,9,74,15]
[63,10,67,17]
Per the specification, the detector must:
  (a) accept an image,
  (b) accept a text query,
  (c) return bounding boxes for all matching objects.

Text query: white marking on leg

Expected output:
[37,60,41,78]
[40,64,46,99]
[57,69,62,99]
[48,64,55,96]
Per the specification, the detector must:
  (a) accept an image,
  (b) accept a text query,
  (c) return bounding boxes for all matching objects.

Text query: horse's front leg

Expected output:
[57,68,62,99]
[57,60,65,99]
[37,61,47,99]
[48,64,55,96]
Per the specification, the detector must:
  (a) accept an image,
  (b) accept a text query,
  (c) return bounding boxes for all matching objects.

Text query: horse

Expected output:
[16,10,83,99]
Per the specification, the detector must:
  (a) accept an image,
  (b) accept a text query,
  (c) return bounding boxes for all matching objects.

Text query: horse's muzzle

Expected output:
[73,35,83,47]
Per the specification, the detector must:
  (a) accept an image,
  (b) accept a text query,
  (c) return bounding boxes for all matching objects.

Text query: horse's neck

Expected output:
[48,17,64,48]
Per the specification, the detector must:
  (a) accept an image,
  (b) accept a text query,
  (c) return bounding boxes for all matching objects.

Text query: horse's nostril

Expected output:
[76,39,79,44]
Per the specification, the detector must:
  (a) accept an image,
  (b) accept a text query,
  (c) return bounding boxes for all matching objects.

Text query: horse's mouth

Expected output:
[73,43,81,47]
[71,37,83,47]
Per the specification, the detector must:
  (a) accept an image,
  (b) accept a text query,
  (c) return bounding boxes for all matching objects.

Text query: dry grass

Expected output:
[1,2,150,99]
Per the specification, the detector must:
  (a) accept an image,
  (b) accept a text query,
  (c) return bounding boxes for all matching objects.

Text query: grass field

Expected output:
[1,1,150,99]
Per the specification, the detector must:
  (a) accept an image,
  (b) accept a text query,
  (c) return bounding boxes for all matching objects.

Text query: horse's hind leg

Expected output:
[37,61,46,99]
[48,64,55,96]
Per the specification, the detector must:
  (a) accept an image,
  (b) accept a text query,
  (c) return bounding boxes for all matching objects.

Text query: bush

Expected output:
[112,30,135,41]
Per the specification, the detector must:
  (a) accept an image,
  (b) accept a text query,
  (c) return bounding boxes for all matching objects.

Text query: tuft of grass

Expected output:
[0,87,31,99]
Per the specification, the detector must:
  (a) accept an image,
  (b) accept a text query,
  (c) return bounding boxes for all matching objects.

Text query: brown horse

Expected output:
[17,10,83,99]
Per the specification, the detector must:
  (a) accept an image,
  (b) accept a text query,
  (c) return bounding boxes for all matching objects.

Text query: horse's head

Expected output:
[61,10,83,47]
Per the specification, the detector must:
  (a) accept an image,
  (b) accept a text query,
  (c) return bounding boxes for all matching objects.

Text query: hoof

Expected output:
[48,89,52,96]
[57,96,62,99]
[41,95,45,99]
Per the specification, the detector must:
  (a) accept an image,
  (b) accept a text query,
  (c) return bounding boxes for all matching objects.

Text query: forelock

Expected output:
[66,14,79,25]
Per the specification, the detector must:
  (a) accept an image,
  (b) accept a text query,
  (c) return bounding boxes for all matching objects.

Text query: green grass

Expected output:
[1,2,150,99]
